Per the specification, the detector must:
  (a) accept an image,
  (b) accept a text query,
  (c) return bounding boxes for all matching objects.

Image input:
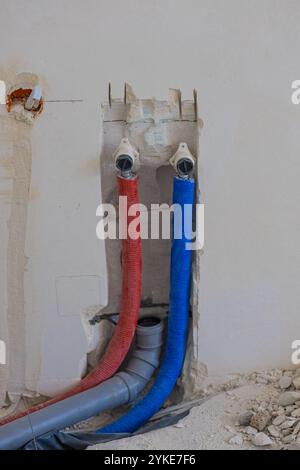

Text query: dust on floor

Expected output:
[88,384,266,450]
[88,369,300,450]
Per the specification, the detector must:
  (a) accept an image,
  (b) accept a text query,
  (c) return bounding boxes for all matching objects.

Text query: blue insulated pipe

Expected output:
[99,176,195,434]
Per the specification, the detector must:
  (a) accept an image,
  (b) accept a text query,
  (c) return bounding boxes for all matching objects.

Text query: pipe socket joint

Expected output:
[114,138,139,178]
[169,142,195,179]
[117,317,164,402]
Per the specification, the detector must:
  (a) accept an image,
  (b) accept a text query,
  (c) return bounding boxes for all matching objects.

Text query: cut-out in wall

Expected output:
[6,73,43,121]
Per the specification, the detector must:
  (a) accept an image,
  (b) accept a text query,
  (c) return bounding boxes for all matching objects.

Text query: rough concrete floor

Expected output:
[88,384,269,450]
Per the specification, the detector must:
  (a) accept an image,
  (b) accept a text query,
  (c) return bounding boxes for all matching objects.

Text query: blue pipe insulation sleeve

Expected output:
[99,176,195,434]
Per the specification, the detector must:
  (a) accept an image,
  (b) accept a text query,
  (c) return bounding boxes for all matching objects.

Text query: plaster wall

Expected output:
[0,0,299,398]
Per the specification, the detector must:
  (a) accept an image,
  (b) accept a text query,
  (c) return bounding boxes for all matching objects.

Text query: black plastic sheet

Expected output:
[22,409,190,450]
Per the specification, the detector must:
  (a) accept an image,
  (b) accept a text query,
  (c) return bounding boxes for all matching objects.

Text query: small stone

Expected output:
[280,419,296,430]
[293,421,300,435]
[174,422,185,428]
[245,426,258,435]
[273,415,286,426]
[238,411,253,426]
[293,377,300,390]
[268,425,281,438]
[256,375,269,384]
[228,435,243,446]
[252,432,272,447]
[282,435,294,444]
[278,391,300,406]
[250,410,271,431]
[272,443,283,450]
[285,443,300,450]
[282,428,293,436]
[278,376,292,389]
[259,401,268,410]
[291,408,300,418]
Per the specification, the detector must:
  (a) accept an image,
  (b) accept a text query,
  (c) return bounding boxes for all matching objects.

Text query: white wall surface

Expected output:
[0,0,300,394]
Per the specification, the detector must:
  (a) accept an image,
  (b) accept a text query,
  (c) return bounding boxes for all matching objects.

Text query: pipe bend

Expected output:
[0,317,164,450]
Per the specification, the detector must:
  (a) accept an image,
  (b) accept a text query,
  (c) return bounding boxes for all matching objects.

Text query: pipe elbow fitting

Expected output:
[113,138,139,178]
[116,317,164,402]
[169,142,195,179]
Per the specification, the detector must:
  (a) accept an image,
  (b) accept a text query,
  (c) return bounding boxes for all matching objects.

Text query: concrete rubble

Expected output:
[220,367,300,450]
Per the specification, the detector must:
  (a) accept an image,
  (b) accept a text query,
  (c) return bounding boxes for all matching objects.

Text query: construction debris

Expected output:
[252,432,272,447]
[237,411,253,426]
[228,367,300,449]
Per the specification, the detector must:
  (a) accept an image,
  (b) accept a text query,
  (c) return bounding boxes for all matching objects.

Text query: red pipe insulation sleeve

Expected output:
[0,175,142,426]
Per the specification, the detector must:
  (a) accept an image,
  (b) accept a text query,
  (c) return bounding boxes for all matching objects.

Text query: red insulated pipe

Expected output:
[0,175,141,426]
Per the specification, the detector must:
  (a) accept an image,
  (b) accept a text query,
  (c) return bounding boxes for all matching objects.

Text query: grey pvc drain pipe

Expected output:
[0,316,164,450]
